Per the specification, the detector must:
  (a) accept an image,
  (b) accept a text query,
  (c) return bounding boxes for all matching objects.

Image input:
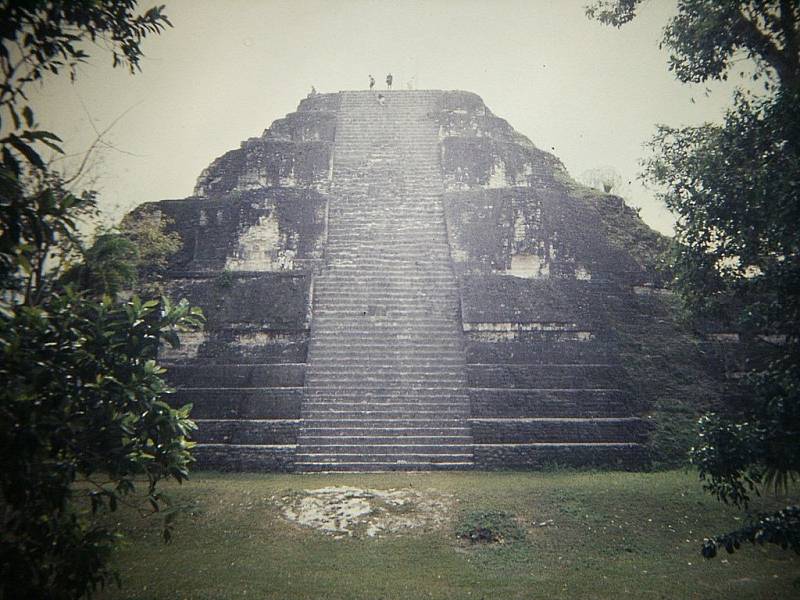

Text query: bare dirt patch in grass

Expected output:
[275,485,453,537]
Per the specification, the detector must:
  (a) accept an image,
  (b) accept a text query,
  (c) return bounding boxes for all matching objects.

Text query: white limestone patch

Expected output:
[574,265,592,281]
[276,486,453,538]
[508,254,549,279]
[226,214,297,271]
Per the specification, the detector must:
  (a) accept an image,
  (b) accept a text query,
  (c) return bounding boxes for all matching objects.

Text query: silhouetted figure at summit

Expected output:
[386,73,393,89]
[369,74,375,90]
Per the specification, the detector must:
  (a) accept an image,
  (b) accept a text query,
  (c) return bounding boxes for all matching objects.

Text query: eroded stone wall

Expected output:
[132,88,742,471]
[194,93,339,198]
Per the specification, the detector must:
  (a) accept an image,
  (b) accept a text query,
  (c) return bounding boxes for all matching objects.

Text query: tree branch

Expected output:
[737,5,800,88]
[779,0,800,83]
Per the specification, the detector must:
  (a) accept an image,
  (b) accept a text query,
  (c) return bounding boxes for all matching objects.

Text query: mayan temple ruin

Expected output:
[144,89,739,472]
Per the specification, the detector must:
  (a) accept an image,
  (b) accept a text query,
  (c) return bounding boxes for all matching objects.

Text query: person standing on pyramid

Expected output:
[369,74,375,90]
[386,73,393,89]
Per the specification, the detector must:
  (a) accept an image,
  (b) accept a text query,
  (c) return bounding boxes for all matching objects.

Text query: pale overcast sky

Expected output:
[30,0,746,235]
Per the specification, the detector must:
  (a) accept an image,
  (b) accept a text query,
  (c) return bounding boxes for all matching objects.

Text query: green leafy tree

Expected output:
[0,2,205,598]
[64,209,183,297]
[587,0,800,558]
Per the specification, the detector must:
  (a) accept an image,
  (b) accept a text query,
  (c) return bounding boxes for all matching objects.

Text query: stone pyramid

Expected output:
[142,89,724,472]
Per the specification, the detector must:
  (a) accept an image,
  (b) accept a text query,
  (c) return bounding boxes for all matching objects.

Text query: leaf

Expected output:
[8,104,20,130]
[22,106,34,128]
[7,135,44,169]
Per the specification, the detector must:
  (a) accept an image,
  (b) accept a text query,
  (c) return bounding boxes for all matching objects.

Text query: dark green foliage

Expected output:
[645,90,800,326]
[0,2,201,598]
[0,293,201,599]
[702,506,800,558]
[63,210,183,297]
[65,233,139,296]
[652,90,800,550]
[456,510,525,544]
[214,269,235,289]
[0,170,98,305]
[589,0,800,560]
[693,346,800,506]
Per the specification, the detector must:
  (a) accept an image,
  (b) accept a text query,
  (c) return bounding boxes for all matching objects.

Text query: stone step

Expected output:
[309,356,465,365]
[473,443,647,470]
[469,388,636,418]
[317,272,458,280]
[171,338,308,365]
[306,344,465,353]
[322,249,451,257]
[320,271,455,280]
[303,410,470,420]
[324,238,451,247]
[470,417,649,443]
[306,379,467,389]
[171,388,303,418]
[306,383,465,391]
[326,223,446,230]
[300,425,471,436]
[194,444,295,472]
[307,347,465,357]
[312,307,457,316]
[312,300,459,310]
[308,328,463,339]
[304,395,469,404]
[166,364,305,388]
[316,288,457,297]
[322,258,452,267]
[308,331,464,341]
[329,204,444,211]
[314,286,458,295]
[298,435,473,444]
[305,377,466,387]
[302,417,467,427]
[194,419,301,444]
[295,452,473,463]
[297,443,472,454]
[300,89,471,469]
[323,251,452,260]
[309,335,464,343]
[467,364,627,388]
[303,402,469,412]
[294,461,473,472]
[308,339,464,349]
[311,314,460,323]
[308,365,466,374]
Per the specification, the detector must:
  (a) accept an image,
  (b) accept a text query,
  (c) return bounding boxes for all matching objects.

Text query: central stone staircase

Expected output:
[297,91,474,471]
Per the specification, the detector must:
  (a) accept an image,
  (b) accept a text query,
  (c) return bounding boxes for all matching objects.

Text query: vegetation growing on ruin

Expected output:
[558,175,673,280]
[63,209,182,297]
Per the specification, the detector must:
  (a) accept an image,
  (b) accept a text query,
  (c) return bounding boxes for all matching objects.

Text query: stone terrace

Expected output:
[147,89,664,471]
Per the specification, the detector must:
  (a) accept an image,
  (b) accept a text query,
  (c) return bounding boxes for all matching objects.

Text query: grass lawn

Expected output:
[96,470,800,600]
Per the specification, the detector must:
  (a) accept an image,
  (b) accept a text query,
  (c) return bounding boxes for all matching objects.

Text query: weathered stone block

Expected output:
[193,419,300,444]
[194,444,296,472]
[473,443,647,470]
[173,388,302,419]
